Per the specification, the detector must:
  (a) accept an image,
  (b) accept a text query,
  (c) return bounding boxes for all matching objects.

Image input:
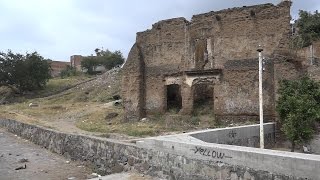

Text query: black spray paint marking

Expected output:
[228,130,237,139]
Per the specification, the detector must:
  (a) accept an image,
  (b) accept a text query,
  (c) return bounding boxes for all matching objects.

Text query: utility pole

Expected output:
[310,44,314,65]
[257,45,264,149]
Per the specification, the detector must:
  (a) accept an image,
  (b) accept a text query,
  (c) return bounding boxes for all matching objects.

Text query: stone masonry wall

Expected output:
[295,40,320,80]
[122,1,293,121]
[273,54,305,101]
[122,44,146,120]
[214,58,275,122]
[0,119,315,180]
[187,2,291,69]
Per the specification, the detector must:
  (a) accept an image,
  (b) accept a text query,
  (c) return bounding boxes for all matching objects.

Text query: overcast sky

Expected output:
[0,0,319,61]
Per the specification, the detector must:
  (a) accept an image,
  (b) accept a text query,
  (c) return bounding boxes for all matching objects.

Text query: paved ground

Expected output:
[0,128,91,180]
[89,173,164,180]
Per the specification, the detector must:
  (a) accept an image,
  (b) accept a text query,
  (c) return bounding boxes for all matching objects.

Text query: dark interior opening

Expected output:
[167,84,182,112]
[193,84,213,114]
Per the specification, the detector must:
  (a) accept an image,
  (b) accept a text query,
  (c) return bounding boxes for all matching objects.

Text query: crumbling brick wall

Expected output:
[122,44,146,121]
[294,40,320,80]
[123,1,296,121]
[214,58,275,122]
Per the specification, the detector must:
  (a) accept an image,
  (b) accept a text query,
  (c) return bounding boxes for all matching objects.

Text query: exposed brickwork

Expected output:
[122,44,146,120]
[70,55,83,71]
[122,1,319,122]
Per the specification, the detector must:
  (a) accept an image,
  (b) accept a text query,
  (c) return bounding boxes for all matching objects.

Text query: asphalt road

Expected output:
[0,128,91,180]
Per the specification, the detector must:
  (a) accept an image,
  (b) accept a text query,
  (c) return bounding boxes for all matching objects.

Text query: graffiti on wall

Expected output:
[191,146,232,159]
[225,129,274,147]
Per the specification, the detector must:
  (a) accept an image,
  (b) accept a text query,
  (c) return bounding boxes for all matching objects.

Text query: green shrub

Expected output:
[0,50,51,92]
[276,76,320,152]
[291,10,320,48]
[60,65,77,78]
[81,49,124,75]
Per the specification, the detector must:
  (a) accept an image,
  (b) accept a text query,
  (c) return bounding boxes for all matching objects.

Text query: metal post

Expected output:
[257,45,264,149]
[310,44,314,65]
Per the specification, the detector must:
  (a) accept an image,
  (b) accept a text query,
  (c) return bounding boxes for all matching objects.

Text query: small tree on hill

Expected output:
[276,76,320,152]
[81,56,100,75]
[81,49,124,75]
[98,50,124,70]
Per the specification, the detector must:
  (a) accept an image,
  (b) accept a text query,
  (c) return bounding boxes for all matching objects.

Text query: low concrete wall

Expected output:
[138,123,320,180]
[190,123,275,148]
[311,134,320,154]
[0,119,319,180]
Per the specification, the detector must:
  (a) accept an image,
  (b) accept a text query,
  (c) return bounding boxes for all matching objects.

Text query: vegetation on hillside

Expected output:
[276,76,320,152]
[0,67,240,138]
[60,65,78,78]
[0,50,51,93]
[291,10,320,48]
[81,48,125,75]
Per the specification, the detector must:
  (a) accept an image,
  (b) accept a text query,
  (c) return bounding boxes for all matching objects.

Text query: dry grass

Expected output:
[40,76,91,93]
[0,70,256,138]
[0,98,224,138]
[75,108,226,137]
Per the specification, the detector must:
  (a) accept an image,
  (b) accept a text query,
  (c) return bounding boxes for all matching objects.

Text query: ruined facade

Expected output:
[122,1,317,121]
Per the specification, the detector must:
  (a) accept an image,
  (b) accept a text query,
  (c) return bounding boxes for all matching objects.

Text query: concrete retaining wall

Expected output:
[0,119,319,180]
[190,123,275,148]
[311,134,320,154]
[138,137,320,180]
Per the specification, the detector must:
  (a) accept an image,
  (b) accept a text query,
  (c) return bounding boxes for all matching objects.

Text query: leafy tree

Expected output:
[0,50,51,92]
[276,76,320,152]
[81,56,100,75]
[81,49,125,75]
[0,51,22,92]
[103,50,125,69]
[291,10,320,48]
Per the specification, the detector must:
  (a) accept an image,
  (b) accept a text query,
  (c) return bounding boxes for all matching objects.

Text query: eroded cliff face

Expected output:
[123,1,295,121]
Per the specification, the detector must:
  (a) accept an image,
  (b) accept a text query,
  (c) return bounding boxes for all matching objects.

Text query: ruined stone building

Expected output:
[122,1,320,122]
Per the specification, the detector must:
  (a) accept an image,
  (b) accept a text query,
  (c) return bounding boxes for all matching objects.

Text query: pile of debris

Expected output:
[74,67,121,91]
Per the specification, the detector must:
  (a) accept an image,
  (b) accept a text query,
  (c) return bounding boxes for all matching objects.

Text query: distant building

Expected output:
[70,55,106,73]
[48,60,70,77]
[70,55,83,71]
